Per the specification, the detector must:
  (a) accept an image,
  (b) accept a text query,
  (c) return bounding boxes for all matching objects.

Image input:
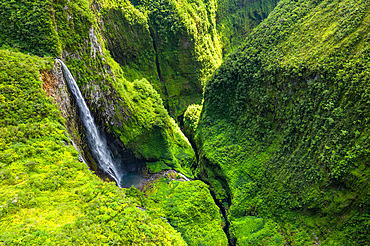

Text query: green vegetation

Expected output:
[2,0,197,175]
[183,104,202,143]
[217,0,279,55]
[145,176,228,246]
[0,49,187,245]
[0,0,60,56]
[96,0,160,91]
[126,0,223,117]
[1,0,369,244]
[52,0,197,174]
[111,77,196,177]
[198,0,370,244]
[229,217,283,245]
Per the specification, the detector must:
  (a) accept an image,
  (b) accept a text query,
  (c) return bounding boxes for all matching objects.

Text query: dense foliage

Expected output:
[2,0,369,245]
[0,0,60,56]
[216,0,279,55]
[0,49,188,245]
[145,177,228,246]
[198,0,370,244]
[47,0,197,175]
[101,0,223,118]
[183,104,202,143]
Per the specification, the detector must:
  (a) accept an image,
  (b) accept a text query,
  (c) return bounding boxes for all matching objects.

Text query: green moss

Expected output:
[230,217,284,246]
[183,103,202,143]
[0,48,187,245]
[146,161,172,173]
[97,0,161,91]
[129,0,222,118]
[198,0,370,244]
[108,77,196,176]
[145,178,228,246]
[216,0,279,55]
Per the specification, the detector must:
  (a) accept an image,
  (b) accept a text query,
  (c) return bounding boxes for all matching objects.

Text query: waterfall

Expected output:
[57,59,123,187]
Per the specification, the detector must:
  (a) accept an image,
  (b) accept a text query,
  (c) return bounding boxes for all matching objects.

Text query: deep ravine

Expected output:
[149,26,170,112]
[59,57,231,243]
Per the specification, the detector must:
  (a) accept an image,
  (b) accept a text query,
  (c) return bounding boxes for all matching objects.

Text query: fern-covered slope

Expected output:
[217,0,279,55]
[198,0,370,244]
[0,0,198,175]
[0,49,188,245]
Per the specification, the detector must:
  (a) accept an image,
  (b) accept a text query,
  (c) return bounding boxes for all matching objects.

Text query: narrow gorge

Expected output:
[0,0,369,245]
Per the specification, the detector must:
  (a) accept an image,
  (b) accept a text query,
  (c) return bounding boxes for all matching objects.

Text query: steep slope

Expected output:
[92,0,278,118]
[0,0,228,244]
[0,0,196,176]
[100,0,222,118]
[0,49,226,245]
[0,0,278,121]
[0,49,187,245]
[217,0,279,55]
[145,176,228,246]
[197,0,370,244]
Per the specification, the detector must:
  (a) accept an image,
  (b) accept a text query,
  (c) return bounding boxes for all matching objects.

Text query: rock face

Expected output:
[41,63,78,140]
[41,66,80,143]
[41,63,99,171]
[197,0,370,244]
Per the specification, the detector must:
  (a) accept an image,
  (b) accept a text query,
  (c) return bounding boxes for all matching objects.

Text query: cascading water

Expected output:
[57,59,123,187]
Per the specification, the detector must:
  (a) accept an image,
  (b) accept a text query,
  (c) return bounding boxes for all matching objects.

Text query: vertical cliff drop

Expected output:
[58,59,126,187]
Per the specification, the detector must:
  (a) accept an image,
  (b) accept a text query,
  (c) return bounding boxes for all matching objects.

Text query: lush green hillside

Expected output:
[0,49,188,245]
[1,0,369,245]
[111,0,223,118]
[0,0,277,119]
[0,0,197,175]
[0,44,226,246]
[145,176,228,246]
[0,0,226,244]
[217,0,279,55]
[197,0,370,244]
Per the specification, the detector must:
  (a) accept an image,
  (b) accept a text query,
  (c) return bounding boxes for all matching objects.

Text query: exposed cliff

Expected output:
[197,0,370,244]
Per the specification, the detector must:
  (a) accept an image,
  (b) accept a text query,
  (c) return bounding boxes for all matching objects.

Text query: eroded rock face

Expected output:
[82,80,129,129]
[41,64,79,137]
[89,26,104,59]
[41,63,98,170]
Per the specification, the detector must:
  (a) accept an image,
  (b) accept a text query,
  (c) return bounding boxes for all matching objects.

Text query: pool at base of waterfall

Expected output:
[120,172,147,188]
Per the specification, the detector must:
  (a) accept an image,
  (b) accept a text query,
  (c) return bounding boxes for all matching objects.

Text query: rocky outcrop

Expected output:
[41,63,98,171]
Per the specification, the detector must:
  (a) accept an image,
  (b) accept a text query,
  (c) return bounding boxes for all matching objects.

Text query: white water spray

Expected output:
[57,59,123,187]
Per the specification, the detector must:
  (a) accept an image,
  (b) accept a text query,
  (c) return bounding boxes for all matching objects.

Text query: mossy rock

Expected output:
[145,178,228,246]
